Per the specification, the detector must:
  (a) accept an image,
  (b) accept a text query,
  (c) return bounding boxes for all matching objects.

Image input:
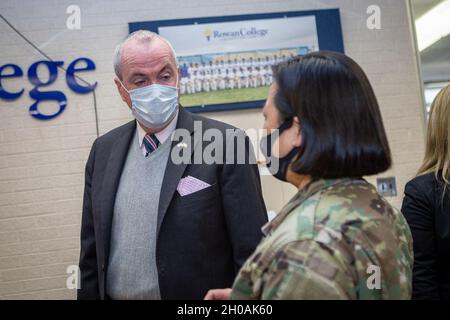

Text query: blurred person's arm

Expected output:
[204,288,232,300]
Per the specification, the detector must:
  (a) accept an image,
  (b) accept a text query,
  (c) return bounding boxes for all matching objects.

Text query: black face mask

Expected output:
[260,118,300,182]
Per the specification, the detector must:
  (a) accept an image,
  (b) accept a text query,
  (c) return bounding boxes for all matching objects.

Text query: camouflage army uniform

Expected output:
[230,178,413,300]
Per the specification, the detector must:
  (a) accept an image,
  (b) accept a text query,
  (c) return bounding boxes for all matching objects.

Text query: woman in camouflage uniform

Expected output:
[205,51,413,300]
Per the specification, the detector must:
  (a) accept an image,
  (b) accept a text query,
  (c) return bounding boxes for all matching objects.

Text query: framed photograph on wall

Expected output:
[129,9,344,113]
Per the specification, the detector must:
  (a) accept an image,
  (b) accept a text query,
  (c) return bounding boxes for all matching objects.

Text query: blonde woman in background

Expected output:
[402,84,450,300]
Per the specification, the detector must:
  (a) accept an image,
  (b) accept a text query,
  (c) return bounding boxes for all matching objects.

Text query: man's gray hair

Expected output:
[113,30,179,79]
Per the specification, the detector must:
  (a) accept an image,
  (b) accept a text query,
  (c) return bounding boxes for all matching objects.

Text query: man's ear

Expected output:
[114,78,131,108]
[292,116,302,148]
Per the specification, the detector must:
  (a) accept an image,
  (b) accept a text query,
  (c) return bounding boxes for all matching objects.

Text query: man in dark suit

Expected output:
[77,30,267,300]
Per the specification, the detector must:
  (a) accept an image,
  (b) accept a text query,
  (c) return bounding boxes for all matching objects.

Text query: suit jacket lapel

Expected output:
[100,120,136,264]
[157,107,196,235]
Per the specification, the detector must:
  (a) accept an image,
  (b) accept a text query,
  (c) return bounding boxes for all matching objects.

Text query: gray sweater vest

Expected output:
[106,130,171,300]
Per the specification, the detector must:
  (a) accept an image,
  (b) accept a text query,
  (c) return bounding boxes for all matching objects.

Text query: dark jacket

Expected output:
[402,172,450,300]
[77,107,268,300]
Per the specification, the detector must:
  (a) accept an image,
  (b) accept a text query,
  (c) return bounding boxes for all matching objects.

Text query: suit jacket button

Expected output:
[101,264,105,272]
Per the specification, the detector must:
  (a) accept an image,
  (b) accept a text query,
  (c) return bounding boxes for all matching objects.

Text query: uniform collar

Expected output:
[262,178,358,236]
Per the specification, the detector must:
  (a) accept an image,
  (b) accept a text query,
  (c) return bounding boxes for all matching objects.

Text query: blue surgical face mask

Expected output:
[120,76,179,130]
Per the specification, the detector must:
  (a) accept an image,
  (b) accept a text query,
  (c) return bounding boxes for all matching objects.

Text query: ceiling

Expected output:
[411,0,450,83]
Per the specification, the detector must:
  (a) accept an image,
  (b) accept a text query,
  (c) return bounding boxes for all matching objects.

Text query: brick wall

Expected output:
[0,0,425,299]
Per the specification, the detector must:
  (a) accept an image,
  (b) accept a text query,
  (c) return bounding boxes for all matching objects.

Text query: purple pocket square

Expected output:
[177,175,211,196]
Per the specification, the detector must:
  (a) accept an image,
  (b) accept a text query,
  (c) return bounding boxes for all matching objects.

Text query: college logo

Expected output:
[0,57,97,120]
[204,28,212,42]
[204,27,269,42]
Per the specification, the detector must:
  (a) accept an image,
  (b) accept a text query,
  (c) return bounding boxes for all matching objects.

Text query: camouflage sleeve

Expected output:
[258,240,356,300]
[231,224,411,300]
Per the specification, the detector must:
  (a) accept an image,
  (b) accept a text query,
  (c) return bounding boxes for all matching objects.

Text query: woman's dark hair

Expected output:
[272,51,391,178]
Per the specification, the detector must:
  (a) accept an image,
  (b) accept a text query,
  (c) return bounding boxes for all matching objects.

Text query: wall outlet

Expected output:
[376,177,397,197]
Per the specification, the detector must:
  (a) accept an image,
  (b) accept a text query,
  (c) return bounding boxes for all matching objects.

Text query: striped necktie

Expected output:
[143,133,160,157]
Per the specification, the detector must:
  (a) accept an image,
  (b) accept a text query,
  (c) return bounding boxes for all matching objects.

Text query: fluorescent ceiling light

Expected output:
[415,0,450,51]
